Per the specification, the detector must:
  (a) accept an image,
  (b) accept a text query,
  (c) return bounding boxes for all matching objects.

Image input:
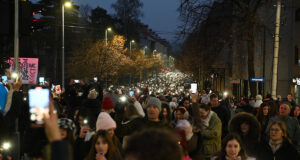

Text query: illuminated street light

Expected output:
[62,1,72,90]
[3,142,11,150]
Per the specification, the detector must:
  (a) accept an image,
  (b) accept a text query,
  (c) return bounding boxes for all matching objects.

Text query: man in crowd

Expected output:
[209,94,230,138]
[268,101,300,152]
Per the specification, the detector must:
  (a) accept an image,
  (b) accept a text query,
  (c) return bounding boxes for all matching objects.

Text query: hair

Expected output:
[210,94,218,100]
[290,105,300,117]
[256,103,271,121]
[266,101,277,117]
[199,103,211,111]
[214,134,248,160]
[86,130,122,160]
[60,128,75,145]
[161,103,171,122]
[125,129,183,160]
[124,103,142,119]
[267,121,291,143]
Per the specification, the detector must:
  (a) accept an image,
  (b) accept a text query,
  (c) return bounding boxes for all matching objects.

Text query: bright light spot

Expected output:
[107,27,112,31]
[120,96,127,102]
[3,142,11,150]
[83,119,88,124]
[11,72,18,79]
[223,91,228,97]
[131,40,135,43]
[64,2,72,7]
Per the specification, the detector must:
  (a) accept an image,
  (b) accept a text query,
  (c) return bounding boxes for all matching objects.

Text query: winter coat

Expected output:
[192,103,222,158]
[228,112,261,157]
[211,104,230,138]
[268,115,300,152]
[50,140,70,160]
[256,138,300,160]
[187,132,203,160]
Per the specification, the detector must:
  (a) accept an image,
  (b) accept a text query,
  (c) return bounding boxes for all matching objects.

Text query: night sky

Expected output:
[73,0,181,42]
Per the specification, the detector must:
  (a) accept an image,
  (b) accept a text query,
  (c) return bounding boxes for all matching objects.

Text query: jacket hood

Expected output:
[228,112,261,140]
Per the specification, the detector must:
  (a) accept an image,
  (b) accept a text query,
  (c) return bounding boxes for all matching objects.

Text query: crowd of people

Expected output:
[0,71,300,160]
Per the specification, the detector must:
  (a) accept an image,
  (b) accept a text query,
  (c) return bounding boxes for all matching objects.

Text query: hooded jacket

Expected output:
[228,112,261,157]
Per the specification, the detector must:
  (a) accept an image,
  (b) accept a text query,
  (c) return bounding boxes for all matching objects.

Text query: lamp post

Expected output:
[14,0,19,73]
[129,40,135,85]
[105,27,112,46]
[129,40,135,56]
[144,46,147,55]
[62,1,72,90]
[105,27,112,88]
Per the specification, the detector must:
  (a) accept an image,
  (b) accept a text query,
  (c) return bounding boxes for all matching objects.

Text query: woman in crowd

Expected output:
[176,120,203,160]
[228,112,261,157]
[257,121,300,160]
[161,103,171,124]
[211,134,255,160]
[96,112,122,153]
[256,103,271,141]
[85,130,122,160]
[171,106,189,127]
[291,105,300,124]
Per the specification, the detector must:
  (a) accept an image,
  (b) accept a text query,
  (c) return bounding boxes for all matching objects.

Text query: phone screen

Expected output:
[1,76,7,83]
[74,80,80,83]
[29,88,49,124]
[129,91,134,96]
[191,83,197,94]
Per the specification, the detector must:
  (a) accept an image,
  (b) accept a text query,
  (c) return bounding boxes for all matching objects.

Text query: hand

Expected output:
[96,153,107,160]
[44,99,61,142]
[79,126,90,138]
[190,91,199,103]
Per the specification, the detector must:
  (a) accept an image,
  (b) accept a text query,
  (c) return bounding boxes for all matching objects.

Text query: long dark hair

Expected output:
[85,130,122,160]
[214,134,248,160]
[256,103,270,121]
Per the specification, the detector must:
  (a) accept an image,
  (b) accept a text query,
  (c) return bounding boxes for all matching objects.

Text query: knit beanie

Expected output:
[96,112,116,131]
[101,97,114,110]
[58,118,76,131]
[146,97,162,112]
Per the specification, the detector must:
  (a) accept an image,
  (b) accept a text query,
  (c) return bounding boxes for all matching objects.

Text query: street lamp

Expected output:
[144,46,147,55]
[153,49,157,55]
[129,40,135,52]
[105,27,112,46]
[129,40,135,85]
[104,27,112,88]
[62,1,72,90]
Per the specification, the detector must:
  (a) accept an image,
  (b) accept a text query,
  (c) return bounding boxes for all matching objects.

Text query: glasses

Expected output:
[270,128,281,132]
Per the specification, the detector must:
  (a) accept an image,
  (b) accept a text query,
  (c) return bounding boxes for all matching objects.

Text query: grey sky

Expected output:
[73,0,181,42]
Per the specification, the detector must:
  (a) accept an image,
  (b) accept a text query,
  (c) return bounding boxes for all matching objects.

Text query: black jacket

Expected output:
[211,104,230,138]
[257,138,300,160]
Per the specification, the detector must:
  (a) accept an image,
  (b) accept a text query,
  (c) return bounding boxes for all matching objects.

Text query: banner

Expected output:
[8,58,39,84]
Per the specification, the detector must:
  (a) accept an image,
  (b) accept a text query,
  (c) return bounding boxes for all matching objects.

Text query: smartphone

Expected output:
[94,77,98,82]
[129,91,134,96]
[1,76,7,83]
[191,83,197,94]
[149,91,152,95]
[29,88,50,124]
[74,80,80,83]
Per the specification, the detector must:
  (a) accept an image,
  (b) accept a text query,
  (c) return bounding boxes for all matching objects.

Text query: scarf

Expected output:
[201,111,214,129]
[269,139,283,153]
[225,155,242,160]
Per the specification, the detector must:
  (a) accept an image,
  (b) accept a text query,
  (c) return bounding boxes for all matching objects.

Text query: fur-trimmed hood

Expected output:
[228,112,261,140]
